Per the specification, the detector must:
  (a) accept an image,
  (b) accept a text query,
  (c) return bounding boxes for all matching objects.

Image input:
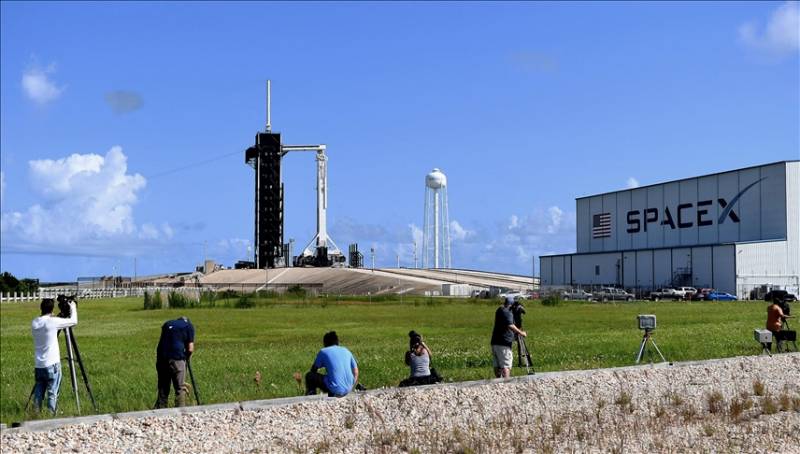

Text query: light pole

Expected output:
[370,247,375,272]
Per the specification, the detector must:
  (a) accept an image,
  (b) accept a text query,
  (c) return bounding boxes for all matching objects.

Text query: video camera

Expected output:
[765,290,794,316]
[56,294,77,318]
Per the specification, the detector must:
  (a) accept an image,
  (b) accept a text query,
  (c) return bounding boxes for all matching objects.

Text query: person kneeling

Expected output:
[305,331,359,397]
[399,331,442,387]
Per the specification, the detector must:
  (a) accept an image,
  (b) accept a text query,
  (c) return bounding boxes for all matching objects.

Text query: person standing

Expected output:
[766,297,793,352]
[491,296,526,378]
[155,316,194,408]
[305,331,359,397]
[31,297,77,414]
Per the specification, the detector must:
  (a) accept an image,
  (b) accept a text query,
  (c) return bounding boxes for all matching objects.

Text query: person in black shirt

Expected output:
[491,297,527,378]
[155,316,195,408]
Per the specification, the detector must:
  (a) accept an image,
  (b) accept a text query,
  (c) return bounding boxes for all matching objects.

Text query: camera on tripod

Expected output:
[56,294,77,318]
[637,314,656,331]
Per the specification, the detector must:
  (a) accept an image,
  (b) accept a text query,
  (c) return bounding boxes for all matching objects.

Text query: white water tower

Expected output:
[423,168,451,269]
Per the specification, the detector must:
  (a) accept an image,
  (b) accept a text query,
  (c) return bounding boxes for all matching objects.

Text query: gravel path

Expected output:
[3,354,799,453]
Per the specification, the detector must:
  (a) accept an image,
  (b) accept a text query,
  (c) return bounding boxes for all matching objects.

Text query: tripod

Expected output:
[776,319,798,353]
[516,335,535,375]
[25,327,97,414]
[635,328,666,364]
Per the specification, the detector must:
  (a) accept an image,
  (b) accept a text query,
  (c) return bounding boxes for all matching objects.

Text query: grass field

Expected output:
[0,295,785,425]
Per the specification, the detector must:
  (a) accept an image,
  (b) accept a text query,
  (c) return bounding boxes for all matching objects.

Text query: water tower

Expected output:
[423,168,451,269]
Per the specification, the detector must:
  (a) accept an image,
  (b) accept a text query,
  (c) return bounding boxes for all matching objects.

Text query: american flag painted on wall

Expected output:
[592,213,611,238]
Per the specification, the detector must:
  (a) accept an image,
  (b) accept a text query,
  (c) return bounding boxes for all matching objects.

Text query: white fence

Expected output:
[0,288,175,303]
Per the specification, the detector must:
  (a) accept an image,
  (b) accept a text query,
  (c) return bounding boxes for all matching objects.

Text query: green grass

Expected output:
[0,296,784,425]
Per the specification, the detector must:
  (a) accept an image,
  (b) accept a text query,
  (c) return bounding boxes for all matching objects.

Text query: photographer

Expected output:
[305,331,359,397]
[766,294,793,352]
[31,296,77,414]
[491,296,526,378]
[399,330,442,387]
[155,316,194,408]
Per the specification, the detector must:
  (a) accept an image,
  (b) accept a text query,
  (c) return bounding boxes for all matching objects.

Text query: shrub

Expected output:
[729,398,745,420]
[286,285,307,298]
[761,396,778,415]
[235,295,254,308]
[144,290,162,310]
[707,391,725,414]
[753,379,766,397]
[168,291,190,308]
[541,294,561,307]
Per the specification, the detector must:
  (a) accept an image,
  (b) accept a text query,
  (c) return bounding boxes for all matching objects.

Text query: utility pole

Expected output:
[532,255,536,292]
[413,241,418,269]
[396,254,400,269]
[134,257,137,282]
[370,247,375,272]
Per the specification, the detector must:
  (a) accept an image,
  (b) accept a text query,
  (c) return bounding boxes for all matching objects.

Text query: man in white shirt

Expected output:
[31,297,77,414]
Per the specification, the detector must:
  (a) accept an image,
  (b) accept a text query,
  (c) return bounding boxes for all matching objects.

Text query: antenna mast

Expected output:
[266,80,272,132]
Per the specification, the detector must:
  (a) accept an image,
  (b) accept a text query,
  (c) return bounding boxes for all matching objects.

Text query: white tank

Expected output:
[425,168,447,189]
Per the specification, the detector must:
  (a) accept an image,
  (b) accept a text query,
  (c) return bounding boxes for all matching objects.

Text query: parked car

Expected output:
[561,289,593,301]
[691,288,713,300]
[594,287,635,302]
[649,288,681,301]
[673,287,698,300]
[705,291,737,301]
[498,292,527,301]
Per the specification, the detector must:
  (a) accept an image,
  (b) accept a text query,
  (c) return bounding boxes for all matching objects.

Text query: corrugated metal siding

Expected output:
[679,179,698,246]
[631,188,648,250]
[786,162,799,276]
[635,250,653,288]
[739,167,762,242]
[698,175,719,245]
[623,251,636,287]
[552,256,565,284]
[576,199,591,253]
[653,249,672,288]
[761,163,787,240]
[540,256,553,286]
[692,247,713,289]
[713,245,735,294]
[575,163,791,253]
[617,191,632,251]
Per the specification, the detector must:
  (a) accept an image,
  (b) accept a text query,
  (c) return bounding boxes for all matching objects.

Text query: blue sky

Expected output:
[1,1,798,281]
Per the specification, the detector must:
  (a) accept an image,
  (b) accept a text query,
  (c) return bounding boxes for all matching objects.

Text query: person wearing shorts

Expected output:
[490,296,527,378]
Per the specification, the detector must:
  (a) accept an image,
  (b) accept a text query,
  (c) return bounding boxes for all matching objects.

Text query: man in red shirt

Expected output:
[766,299,793,352]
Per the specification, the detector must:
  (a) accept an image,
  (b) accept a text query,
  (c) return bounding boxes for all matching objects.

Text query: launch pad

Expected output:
[245,81,344,269]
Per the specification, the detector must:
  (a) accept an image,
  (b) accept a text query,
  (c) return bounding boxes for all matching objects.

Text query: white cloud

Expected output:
[449,220,474,241]
[21,63,64,104]
[0,146,175,251]
[546,206,563,234]
[739,1,800,57]
[409,223,423,246]
[626,177,640,189]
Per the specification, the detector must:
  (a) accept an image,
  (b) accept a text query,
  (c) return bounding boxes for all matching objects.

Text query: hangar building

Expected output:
[540,161,799,298]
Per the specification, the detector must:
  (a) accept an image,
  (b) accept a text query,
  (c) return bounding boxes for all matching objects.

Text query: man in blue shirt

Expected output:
[305,331,359,397]
[155,316,195,408]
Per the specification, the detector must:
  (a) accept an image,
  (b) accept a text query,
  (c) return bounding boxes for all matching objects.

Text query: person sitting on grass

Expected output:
[305,331,359,397]
[399,330,442,387]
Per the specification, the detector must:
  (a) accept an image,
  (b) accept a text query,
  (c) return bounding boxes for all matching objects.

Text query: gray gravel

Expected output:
[3,354,799,453]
